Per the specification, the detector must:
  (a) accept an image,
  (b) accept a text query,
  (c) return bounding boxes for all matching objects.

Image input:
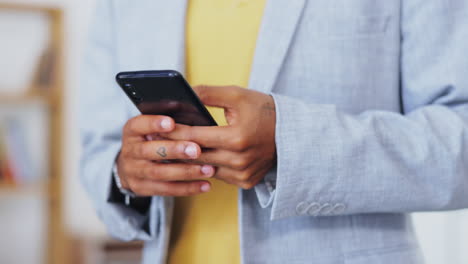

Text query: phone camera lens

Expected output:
[124,83,142,102]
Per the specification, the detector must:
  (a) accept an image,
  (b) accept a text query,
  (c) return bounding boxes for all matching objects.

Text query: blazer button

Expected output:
[307,203,321,216]
[331,203,346,214]
[318,203,333,215]
[296,202,309,215]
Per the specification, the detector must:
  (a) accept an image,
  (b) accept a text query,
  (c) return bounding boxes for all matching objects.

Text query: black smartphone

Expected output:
[116,70,218,126]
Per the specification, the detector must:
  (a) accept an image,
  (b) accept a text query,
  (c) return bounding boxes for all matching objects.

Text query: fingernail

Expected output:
[160,118,172,130]
[201,183,211,192]
[184,145,198,158]
[201,165,214,177]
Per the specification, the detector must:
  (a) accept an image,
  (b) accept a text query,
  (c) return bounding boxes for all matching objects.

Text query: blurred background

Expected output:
[0,1,467,264]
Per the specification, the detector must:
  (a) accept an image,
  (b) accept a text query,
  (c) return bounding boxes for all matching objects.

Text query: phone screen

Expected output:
[116,71,218,126]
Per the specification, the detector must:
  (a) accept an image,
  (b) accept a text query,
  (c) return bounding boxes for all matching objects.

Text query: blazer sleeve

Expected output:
[268,0,468,220]
[79,0,164,241]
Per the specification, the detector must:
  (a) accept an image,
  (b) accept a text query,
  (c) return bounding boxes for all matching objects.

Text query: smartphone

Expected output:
[116,70,218,126]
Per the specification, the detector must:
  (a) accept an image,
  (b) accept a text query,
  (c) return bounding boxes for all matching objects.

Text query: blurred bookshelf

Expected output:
[70,238,144,264]
[0,2,65,264]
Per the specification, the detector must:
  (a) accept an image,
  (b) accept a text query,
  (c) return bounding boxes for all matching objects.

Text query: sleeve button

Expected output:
[307,202,321,216]
[331,203,346,214]
[296,202,309,215]
[319,203,333,215]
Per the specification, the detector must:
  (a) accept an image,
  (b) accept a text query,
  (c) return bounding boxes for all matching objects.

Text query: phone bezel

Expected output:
[116,70,218,126]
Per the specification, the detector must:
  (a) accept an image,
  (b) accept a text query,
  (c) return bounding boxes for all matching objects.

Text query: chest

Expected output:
[113,0,402,113]
[275,0,402,113]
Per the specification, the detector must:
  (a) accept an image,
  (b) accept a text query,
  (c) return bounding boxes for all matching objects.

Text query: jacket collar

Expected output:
[248,0,306,93]
[116,0,306,94]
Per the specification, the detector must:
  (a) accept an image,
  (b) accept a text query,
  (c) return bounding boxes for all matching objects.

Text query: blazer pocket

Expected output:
[307,15,391,38]
[344,246,424,264]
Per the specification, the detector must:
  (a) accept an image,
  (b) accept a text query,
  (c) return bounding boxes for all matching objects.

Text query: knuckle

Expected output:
[237,171,251,182]
[135,166,145,180]
[230,135,249,151]
[120,143,132,157]
[148,166,162,180]
[134,165,147,180]
[239,181,255,190]
[187,166,200,178]
[127,179,140,193]
[119,162,132,176]
[185,128,196,142]
[117,157,133,175]
[230,86,243,99]
[120,143,138,159]
[194,85,207,96]
[180,183,197,196]
[154,183,171,196]
[187,166,203,180]
[240,182,253,190]
[189,183,201,195]
[140,142,153,158]
[158,186,171,197]
[132,143,144,158]
[231,156,250,170]
[125,117,140,134]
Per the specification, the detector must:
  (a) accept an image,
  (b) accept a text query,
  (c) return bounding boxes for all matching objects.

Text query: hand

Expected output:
[117,115,215,196]
[162,85,277,189]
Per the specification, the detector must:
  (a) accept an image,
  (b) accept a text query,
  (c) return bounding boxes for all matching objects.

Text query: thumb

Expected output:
[193,85,241,109]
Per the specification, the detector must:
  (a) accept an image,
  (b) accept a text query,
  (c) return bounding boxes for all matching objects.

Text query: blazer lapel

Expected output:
[115,0,305,93]
[248,0,306,93]
[114,0,188,73]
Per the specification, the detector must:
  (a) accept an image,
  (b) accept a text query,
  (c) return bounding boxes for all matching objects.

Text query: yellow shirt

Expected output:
[168,1,266,263]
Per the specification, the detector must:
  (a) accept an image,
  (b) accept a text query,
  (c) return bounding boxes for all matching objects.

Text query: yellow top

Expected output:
[168,0,266,263]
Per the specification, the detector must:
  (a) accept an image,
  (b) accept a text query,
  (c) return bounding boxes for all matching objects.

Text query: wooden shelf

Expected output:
[0,3,62,14]
[0,94,50,105]
[0,182,15,190]
[0,181,46,196]
[0,3,65,264]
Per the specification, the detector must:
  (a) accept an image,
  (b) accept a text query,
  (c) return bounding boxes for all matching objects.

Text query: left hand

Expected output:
[162,85,277,189]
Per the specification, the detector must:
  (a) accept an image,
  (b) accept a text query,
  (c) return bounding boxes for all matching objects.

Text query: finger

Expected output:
[128,140,202,160]
[124,115,175,137]
[162,124,240,150]
[214,165,268,190]
[134,161,215,181]
[190,149,254,171]
[211,166,243,186]
[145,133,165,141]
[193,85,243,108]
[129,179,212,197]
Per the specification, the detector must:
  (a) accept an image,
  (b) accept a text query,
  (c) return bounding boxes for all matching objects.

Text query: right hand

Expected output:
[117,115,215,197]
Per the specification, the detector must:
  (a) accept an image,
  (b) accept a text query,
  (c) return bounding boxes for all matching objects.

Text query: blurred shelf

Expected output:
[0,4,65,264]
[0,92,51,104]
[0,2,62,14]
[0,86,53,99]
[69,237,144,264]
[0,181,47,196]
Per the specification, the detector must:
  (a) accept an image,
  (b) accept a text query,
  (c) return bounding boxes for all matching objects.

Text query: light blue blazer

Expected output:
[80,0,468,263]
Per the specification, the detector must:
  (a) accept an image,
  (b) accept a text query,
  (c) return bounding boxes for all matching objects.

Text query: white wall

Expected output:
[4,0,468,262]
[414,211,468,263]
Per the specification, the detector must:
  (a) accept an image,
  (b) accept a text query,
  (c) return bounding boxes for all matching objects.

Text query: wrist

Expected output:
[112,161,136,205]
[115,154,131,189]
